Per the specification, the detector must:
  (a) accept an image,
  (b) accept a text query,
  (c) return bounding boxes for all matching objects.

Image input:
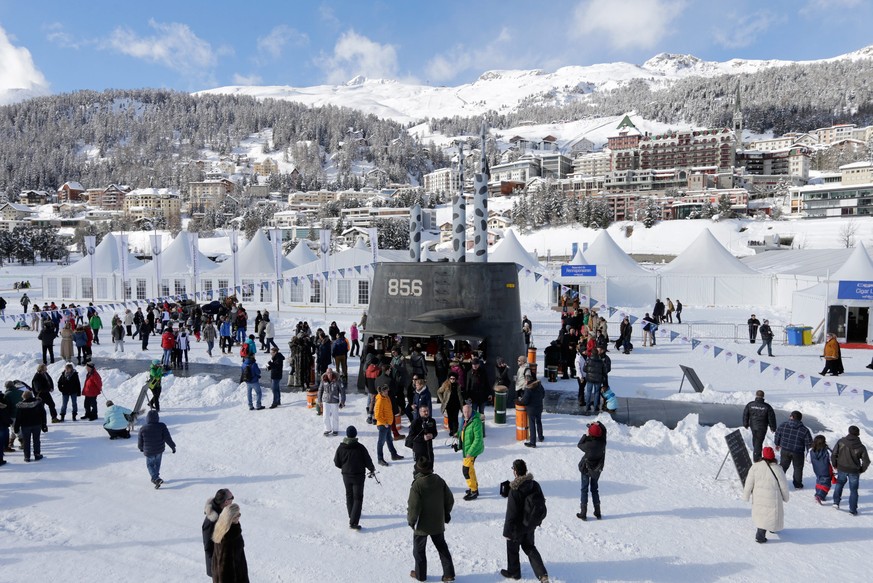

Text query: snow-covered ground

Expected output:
[1,282,870,581]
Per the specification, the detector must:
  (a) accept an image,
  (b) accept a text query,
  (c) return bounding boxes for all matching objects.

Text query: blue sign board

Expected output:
[837,280,873,300]
[561,264,597,277]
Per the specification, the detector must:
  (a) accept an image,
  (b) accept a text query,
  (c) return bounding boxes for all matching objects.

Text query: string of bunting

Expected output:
[2,261,379,322]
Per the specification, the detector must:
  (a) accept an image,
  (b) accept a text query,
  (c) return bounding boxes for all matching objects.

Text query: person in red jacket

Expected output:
[82,363,103,421]
[161,327,176,368]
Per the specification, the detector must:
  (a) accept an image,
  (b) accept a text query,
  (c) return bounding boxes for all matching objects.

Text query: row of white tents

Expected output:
[41,227,873,342]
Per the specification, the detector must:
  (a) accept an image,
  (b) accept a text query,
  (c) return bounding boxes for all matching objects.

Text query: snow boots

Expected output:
[593,505,602,519]
[577,505,587,520]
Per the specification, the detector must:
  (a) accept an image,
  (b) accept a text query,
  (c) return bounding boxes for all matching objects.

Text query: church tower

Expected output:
[732,80,744,150]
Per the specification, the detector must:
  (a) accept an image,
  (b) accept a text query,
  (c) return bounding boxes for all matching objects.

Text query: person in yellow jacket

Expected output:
[458,403,484,501]
[820,333,843,376]
[375,384,404,466]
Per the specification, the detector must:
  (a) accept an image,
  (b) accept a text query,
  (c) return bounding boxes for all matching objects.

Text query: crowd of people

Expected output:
[1,296,871,581]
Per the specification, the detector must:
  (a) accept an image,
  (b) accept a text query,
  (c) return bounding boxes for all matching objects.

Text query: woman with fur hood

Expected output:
[211,503,249,583]
[203,488,234,577]
[742,446,790,543]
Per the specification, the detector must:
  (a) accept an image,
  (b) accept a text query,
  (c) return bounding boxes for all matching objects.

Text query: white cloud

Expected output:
[319,4,341,27]
[44,22,85,49]
[571,0,685,50]
[317,30,398,83]
[257,25,308,60]
[714,11,779,49]
[106,20,219,83]
[232,73,263,85]
[425,27,516,83]
[801,0,861,14]
[0,24,49,94]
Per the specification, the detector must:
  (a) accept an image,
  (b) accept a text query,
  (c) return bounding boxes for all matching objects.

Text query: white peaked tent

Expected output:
[659,229,770,306]
[554,248,608,308]
[128,231,219,299]
[489,229,550,305]
[207,230,293,303]
[286,240,318,267]
[792,243,873,343]
[43,233,146,301]
[583,230,655,307]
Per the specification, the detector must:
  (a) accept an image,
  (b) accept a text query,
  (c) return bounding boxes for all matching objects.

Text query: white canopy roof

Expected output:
[57,233,145,275]
[661,229,757,275]
[567,248,588,265]
[286,240,318,267]
[212,229,293,275]
[488,229,541,269]
[583,230,648,276]
[130,231,218,276]
[740,249,853,278]
[831,243,873,281]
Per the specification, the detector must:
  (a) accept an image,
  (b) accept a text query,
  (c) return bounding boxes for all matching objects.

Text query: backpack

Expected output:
[240,343,250,358]
[241,364,253,383]
[522,482,547,529]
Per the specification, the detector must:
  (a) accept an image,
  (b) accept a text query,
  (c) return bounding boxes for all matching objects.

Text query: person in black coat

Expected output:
[747,314,761,344]
[211,503,248,583]
[464,358,491,415]
[266,347,285,409]
[316,337,332,376]
[333,425,376,529]
[202,488,234,578]
[0,393,13,466]
[31,363,59,422]
[500,459,549,582]
[409,405,439,464]
[520,377,545,448]
[577,421,607,520]
[13,390,47,462]
[743,390,777,462]
[543,341,561,382]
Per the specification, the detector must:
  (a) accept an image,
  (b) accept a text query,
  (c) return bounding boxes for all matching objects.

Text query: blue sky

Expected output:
[1,0,872,96]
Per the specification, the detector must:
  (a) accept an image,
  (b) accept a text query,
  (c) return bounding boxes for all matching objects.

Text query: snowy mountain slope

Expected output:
[197,46,873,124]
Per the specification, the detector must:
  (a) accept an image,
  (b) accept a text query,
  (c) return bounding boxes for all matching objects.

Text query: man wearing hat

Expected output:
[748,314,761,344]
[831,425,870,515]
[13,390,47,462]
[407,456,455,582]
[501,459,549,582]
[577,421,607,521]
[520,376,545,448]
[743,390,777,462]
[774,411,813,489]
[334,425,376,530]
[756,319,774,357]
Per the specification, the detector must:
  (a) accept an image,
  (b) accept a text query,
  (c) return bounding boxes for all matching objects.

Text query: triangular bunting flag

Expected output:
[516,263,524,273]
[747,358,757,368]
[589,298,596,309]
[836,383,847,394]
[355,266,362,275]
[534,273,542,282]
[737,354,746,364]
[760,362,770,373]
[713,347,723,358]
[724,351,733,360]
[864,390,873,403]
[691,339,701,350]
[608,307,617,317]
[670,331,679,341]
[784,369,795,380]
[810,376,821,388]
[322,271,329,280]
[629,316,638,325]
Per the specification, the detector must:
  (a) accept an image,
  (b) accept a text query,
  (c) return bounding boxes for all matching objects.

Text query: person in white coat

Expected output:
[742,446,790,543]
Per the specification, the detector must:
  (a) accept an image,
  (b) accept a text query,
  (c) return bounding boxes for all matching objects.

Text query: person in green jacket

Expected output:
[147,360,164,412]
[407,457,455,582]
[458,403,484,501]
[89,313,103,345]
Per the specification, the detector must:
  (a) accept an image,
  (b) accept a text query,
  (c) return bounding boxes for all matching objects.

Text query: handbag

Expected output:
[405,432,417,449]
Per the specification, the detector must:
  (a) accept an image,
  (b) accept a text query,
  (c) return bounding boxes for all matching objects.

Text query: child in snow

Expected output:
[600,385,618,415]
[809,434,834,504]
[148,360,164,412]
